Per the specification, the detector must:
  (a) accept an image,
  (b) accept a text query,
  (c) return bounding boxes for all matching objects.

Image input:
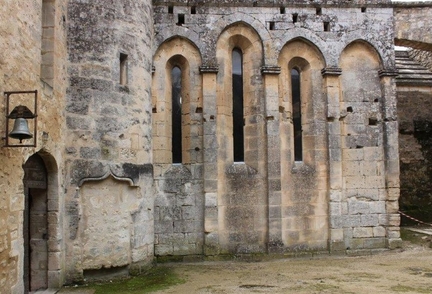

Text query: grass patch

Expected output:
[309,282,340,291]
[391,284,432,293]
[345,272,380,279]
[63,266,185,294]
[400,227,431,246]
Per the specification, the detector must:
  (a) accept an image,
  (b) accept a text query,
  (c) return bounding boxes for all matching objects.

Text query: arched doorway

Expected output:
[23,153,48,293]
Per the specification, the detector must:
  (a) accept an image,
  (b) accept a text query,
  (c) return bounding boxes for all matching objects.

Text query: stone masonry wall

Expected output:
[337,42,389,250]
[398,88,432,224]
[64,0,154,283]
[153,1,399,255]
[152,38,205,258]
[409,49,432,72]
[0,0,68,293]
[6,0,432,291]
[394,4,432,51]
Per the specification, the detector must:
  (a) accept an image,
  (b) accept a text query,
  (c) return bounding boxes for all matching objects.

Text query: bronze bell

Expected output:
[9,118,33,143]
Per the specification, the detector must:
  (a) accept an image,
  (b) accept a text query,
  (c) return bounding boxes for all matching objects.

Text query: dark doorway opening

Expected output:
[23,153,48,293]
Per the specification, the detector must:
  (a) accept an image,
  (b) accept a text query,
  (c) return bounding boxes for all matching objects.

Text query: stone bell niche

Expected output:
[77,175,153,280]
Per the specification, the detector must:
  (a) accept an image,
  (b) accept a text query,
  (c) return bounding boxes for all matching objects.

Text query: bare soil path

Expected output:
[60,229,432,293]
[157,245,432,293]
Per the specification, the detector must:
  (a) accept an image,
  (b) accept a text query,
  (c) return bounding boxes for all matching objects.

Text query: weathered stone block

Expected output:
[330,228,344,241]
[386,200,399,214]
[181,206,197,220]
[349,238,365,250]
[329,202,341,215]
[173,243,197,255]
[364,238,386,249]
[373,226,386,237]
[361,214,379,227]
[353,227,373,238]
[269,206,281,219]
[155,245,173,256]
[387,227,401,239]
[388,238,403,249]
[174,220,200,233]
[155,221,174,234]
[329,190,342,202]
[369,201,386,214]
[387,188,400,201]
[177,193,196,206]
[205,193,217,207]
[330,240,346,251]
[348,199,370,215]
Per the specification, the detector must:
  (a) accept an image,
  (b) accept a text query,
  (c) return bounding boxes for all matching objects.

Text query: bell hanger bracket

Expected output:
[4,90,38,147]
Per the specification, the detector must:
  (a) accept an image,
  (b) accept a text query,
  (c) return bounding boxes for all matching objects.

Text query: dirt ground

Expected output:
[158,245,432,293]
[60,229,432,294]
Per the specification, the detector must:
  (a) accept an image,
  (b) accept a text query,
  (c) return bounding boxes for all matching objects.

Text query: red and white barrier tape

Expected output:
[398,210,432,227]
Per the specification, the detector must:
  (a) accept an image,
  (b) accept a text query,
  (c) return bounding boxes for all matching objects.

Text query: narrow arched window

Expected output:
[291,68,302,161]
[41,0,55,87]
[232,48,244,162]
[172,66,182,163]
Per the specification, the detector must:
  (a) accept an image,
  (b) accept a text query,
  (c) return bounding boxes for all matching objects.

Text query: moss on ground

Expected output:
[60,266,185,294]
[400,227,432,247]
[391,284,432,293]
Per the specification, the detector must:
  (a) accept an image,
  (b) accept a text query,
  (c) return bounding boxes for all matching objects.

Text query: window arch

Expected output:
[41,0,55,86]
[232,48,244,162]
[152,37,202,167]
[171,66,182,163]
[278,39,327,248]
[215,23,264,168]
[291,67,302,161]
[278,39,325,165]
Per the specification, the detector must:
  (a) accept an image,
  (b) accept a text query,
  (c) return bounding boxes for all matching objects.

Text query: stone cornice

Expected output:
[379,68,399,77]
[261,66,281,75]
[199,65,219,74]
[321,67,342,76]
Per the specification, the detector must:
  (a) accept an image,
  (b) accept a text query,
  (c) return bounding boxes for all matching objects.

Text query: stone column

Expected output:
[321,67,344,251]
[379,69,402,249]
[200,66,220,255]
[261,66,283,253]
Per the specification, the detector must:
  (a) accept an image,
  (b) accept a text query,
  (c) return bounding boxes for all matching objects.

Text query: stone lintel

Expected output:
[261,66,281,75]
[199,65,219,74]
[321,67,342,76]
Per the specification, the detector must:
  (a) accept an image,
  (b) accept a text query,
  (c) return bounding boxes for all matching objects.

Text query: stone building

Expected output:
[0,0,430,293]
[396,50,432,224]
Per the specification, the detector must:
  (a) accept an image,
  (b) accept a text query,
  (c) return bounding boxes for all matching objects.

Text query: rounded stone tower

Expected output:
[65,0,154,282]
